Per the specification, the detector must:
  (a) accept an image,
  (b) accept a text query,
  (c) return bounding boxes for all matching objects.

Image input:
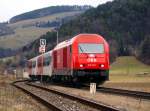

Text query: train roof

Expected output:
[28,50,52,61]
[53,34,104,50]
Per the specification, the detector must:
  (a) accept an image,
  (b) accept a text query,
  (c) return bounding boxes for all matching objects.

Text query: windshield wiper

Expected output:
[79,46,84,53]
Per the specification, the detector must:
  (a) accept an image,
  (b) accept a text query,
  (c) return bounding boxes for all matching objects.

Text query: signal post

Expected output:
[39,39,46,82]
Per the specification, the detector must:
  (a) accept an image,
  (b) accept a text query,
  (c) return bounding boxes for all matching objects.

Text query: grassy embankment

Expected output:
[109,56,150,83]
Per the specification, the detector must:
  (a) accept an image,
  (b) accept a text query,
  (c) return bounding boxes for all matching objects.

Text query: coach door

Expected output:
[37,56,43,75]
[43,54,52,76]
[63,47,67,68]
[67,45,72,75]
[28,61,32,75]
[53,51,57,69]
[32,61,36,75]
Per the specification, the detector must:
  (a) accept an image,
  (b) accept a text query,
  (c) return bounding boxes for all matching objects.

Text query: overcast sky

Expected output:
[0,0,112,22]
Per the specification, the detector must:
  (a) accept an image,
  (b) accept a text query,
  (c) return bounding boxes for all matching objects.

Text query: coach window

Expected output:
[69,45,72,53]
[48,57,51,65]
[44,58,46,66]
[32,61,36,68]
[44,56,51,66]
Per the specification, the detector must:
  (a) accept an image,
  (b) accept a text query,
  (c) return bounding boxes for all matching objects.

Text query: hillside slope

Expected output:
[110,56,150,75]
[108,56,150,84]
[0,23,14,36]
[0,27,51,49]
[0,6,88,49]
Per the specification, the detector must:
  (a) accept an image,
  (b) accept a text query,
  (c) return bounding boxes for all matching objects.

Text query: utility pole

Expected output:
[56,19,62,45]
[57,30,59,45]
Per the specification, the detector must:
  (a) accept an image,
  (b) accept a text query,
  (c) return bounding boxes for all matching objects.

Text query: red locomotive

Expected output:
[28,34,109,85]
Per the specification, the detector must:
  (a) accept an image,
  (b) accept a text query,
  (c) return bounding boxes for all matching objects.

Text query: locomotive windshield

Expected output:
[79,43,104,54]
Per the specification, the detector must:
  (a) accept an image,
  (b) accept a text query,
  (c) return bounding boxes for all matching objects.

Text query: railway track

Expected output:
[95,86,150,100]
[12,81,62,111]
[12,81,121,111]
[44,83,150,100]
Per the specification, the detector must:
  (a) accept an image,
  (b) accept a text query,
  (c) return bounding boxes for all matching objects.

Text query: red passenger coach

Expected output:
[27,51,53,81]
[52,34,109,84]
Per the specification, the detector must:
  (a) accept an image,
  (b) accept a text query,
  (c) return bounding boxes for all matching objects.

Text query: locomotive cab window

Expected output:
[79,43,104,54]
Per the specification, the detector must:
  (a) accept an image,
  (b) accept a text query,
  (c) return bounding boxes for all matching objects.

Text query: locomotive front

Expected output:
[71,34,109,84]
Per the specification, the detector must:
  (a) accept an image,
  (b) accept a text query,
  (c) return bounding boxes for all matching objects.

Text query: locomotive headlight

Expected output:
[80,64,84,68]
[101,64,104,68]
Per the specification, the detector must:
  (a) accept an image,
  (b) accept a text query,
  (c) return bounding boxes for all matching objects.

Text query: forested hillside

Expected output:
[59,0,150,64]
[23,0,150,64]
[10,5,91,23]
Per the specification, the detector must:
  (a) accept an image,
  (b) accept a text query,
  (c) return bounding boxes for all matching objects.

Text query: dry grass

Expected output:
[0,74,49,111]
[0,27,51,49]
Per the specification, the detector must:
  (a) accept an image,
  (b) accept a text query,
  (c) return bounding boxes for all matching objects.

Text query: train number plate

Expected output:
[87,64,96,67]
